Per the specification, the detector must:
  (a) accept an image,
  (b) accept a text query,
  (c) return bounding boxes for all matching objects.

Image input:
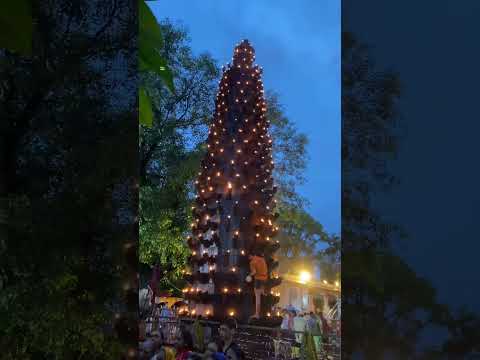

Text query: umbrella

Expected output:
[286,304,299,312]
[173,300,187,308]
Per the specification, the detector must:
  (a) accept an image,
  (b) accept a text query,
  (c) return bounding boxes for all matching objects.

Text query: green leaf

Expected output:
[139,0,175,93]
[0,0,33,56]
[139,0,163,49]
[139,86,154,127]
[139,44,175,92]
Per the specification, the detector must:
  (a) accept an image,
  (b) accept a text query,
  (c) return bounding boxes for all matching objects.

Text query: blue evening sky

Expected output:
[150,1,341,235]
[345,0,480,314]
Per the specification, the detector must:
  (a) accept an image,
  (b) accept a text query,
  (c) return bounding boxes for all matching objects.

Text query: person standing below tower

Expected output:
[247,250,268,319]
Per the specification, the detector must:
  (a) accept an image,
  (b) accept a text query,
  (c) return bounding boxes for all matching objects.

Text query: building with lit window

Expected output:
[276,273,340,315]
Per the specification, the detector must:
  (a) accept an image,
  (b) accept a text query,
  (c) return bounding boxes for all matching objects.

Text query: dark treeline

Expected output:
[1,1,138,358]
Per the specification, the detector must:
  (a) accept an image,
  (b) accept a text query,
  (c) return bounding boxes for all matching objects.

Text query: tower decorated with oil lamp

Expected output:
[183,40,282,322]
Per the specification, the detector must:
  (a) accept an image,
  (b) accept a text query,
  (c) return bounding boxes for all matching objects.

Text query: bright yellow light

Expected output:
[299,271,311,284]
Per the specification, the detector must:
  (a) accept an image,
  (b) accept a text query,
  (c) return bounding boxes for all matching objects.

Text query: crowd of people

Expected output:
[277,307,333,353]
[280,308,330,334]
[140,317,246,360]
[139,294,339,360]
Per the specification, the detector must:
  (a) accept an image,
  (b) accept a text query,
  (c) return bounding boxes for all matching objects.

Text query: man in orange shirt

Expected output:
[248,250,268,319]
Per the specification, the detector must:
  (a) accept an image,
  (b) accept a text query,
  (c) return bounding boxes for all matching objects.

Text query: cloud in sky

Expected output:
[151,0,340,234]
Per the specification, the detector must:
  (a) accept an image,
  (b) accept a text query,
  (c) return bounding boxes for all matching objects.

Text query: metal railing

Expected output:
[148,317,340,360]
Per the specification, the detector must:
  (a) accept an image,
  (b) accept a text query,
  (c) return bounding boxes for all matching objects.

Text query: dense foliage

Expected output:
[0,1,137,358]
[139,21,218,281]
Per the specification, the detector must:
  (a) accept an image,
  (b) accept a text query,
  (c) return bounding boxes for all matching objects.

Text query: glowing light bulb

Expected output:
[241,250,245,255]
[217,172,221,177]
[254,200,259,205]
[228,182,232,189]
[229,310,235,316]
[223,287,228,293]
[237,288,241,293]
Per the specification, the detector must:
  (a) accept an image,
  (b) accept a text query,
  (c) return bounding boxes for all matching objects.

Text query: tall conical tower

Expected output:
[183,40,281,322]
